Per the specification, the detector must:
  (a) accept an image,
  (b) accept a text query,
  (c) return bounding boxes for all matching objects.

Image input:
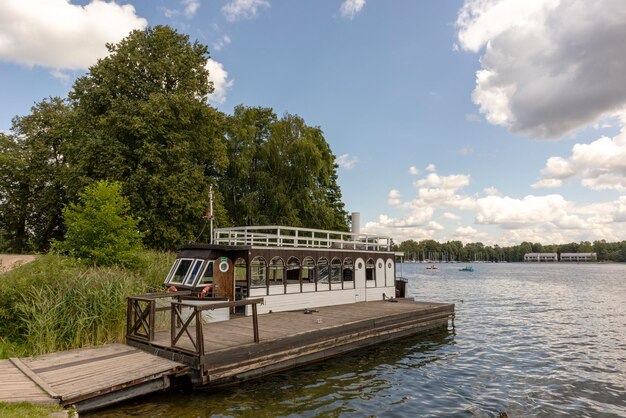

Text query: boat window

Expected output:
[168,258,193,284]
[184,259,204,286]
[251,256,266,288]
[317,257,329,286]
[366,258,375,281]
[330,258,342,284]
[302,257,315,283]
[234,258,247,281]
[269,257,284,286]
[164,259,180,284]
[343,258,354,283]
[286,257,300,284]
[197,261,214,285]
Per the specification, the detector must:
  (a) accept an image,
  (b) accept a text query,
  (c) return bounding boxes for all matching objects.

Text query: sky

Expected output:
[1,0,626,246]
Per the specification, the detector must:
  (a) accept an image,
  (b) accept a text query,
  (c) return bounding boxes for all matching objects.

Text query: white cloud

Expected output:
[387,189,401,206]
[415,173,471,191]
[457,0,626,139]
[425,164,436,172]
[456,225,477,236]
[0,0,147,70]
[531,178,562,189]
[408,166,420,175]
[336,154,358,170]
[483,187,498,196]
[222,0,269,22]
[213,34,231,52]
[206,59,234,105]
[537,129,626,190]
[339,0,366,19]
[183,0,200,18]
[443,212,461,221]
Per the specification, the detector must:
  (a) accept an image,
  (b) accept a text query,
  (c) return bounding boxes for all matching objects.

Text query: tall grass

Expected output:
[0,251,175,358]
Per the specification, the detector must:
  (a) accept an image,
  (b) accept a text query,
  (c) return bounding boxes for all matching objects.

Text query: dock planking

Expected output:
[127,298,455,386]
[0,344,187,412]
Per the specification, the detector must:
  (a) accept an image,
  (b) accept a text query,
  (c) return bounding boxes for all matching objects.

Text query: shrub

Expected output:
[53,180,143,267]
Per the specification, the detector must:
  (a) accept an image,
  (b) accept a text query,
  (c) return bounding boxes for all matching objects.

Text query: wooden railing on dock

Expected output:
[170,298,264,356]
[126,292,191,342]
[127,293,264,357]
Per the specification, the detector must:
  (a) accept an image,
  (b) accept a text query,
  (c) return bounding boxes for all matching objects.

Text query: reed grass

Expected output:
[0,251,175,358]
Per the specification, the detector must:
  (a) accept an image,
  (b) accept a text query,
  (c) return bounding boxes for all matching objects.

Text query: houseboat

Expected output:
[163,220,405,317]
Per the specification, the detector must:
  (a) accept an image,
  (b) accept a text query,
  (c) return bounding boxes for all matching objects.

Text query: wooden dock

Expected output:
[0,298,454,412]
[126,297,455,387]
[0,344,187,412]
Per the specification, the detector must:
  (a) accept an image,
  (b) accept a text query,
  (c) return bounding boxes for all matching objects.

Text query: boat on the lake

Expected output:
[459,266,475,272]
[426,265,438,270]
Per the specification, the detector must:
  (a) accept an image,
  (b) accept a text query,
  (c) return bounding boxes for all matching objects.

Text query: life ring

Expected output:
[199,285,213,298]
[168,285,177,292]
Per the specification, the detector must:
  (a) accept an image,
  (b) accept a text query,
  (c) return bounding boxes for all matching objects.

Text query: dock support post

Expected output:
[252,303,259,343]
[196,307,205,356]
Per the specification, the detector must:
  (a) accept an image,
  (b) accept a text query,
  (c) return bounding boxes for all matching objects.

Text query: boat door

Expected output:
[355,258,366,302]
[213,257,234,305]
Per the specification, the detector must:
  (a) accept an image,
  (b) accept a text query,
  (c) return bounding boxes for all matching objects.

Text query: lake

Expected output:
[92,262,626,417]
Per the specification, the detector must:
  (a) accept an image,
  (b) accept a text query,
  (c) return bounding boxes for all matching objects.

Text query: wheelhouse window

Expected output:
[251,256,266,288]
[302,257,315,283]
[269,257,284,286]
[197,261,214,285]
[317,257,329,287]
[167,258,193,285]
[330,258,342,284]
[366,258,375,281]
[234,258,247,282]
[184,259,204,286]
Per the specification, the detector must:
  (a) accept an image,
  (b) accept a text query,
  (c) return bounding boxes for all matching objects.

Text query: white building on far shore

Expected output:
[524,253,558,262]
[560,252,597,262]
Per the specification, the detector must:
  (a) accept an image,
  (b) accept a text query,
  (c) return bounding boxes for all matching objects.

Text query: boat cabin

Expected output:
[163,225,402,315]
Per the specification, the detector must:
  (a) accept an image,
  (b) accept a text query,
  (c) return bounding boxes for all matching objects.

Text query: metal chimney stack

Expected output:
[351,212,361,236]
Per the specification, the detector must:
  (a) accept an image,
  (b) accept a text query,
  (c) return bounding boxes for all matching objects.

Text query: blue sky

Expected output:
[1,0,625,245]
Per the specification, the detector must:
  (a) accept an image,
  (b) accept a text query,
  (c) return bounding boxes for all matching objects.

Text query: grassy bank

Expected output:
[0,402,71,417]
[0,251,174,358]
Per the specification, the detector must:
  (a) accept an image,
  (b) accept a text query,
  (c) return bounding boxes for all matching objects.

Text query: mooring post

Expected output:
[252,302,259,343]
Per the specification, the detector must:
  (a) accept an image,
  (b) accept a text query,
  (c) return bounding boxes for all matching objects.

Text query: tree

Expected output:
[0,98,74,252]
[69,26,228,249]
[53,181,142,267]
[221,108,348,230]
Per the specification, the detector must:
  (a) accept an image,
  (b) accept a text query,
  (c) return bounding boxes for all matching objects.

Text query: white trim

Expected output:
[167,258,195,285]
[184,259,204,286]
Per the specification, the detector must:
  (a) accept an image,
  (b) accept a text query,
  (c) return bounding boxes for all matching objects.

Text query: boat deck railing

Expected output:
[213,225,392,251]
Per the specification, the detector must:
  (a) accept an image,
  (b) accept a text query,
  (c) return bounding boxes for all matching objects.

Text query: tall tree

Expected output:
[69,26,227,249]
[0,98,73,252]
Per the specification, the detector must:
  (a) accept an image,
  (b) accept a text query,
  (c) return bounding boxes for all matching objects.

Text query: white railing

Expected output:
[213,225,392,251]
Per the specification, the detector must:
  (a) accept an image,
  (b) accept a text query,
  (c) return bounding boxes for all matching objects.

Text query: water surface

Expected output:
[93,263,626,417]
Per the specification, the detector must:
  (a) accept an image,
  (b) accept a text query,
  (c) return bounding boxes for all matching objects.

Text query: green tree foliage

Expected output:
[0,98,74,252]
[221,107,348,230]
[69,26,227,248]
[53,181,142,267]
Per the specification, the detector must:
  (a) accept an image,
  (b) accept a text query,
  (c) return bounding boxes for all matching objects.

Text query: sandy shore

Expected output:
[0,254,36,272]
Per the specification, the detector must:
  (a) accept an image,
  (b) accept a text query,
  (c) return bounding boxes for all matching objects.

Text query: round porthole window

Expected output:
[357,262,363,269]
[219,260,229,273]
[378,262,383,268]
[387,262,392,269]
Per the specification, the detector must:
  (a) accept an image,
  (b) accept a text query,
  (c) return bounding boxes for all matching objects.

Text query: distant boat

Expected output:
[459,266,475,272]
[426,265,438,270]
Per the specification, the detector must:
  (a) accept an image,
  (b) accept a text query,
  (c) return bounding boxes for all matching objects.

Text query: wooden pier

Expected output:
[0,344,187,412]
[126,296,455,386]
[0,297,454,412]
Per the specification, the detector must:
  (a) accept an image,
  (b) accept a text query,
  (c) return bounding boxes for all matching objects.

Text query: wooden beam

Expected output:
[9,358,60,400]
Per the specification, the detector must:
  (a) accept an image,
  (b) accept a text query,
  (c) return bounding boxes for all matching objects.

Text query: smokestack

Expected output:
[351,212,361,236]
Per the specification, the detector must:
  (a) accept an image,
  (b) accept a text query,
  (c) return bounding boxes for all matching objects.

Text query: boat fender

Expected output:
[199,285,213,298]
[168,285,177,292]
